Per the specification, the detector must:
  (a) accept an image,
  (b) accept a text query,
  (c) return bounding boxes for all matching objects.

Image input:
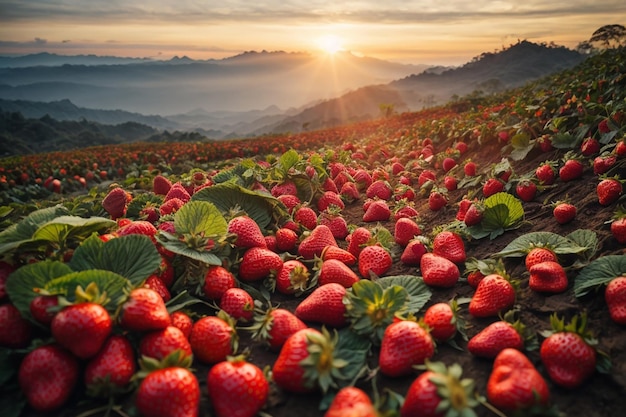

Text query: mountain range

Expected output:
[0,41,585,140]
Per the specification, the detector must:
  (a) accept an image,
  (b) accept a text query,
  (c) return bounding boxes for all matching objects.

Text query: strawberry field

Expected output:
[1,48,626,417]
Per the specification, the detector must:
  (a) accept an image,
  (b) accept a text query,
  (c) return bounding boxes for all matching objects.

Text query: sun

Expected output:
[316,34,345,55]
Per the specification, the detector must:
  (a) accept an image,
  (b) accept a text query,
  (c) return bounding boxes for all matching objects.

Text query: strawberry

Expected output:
[0,303,32,348]
[529,261,568,293]
[401,361,479,417]
[456,197,473,221]
[423,300,462,342]
[537,135,554,152]
[136,367,200,417]
[189,313,236,364]
[18,345,80,412]
[540,313,597,388]
[325,386,377,417]
[117,220,158,238]
[420,253,460,288]
[143,275,171,302]
[272,327,346,393]
[515,179,537,202]
[394,202,419,220]
[483,177,505,197]
[615,139,626,157]
[275,227,298,252]
[559,157,584,182]
[339,181,360,203]
[597,176,623,206]
[207,356,269,417]
[362,199,391,222]
[427,189,448,211]
[469,274,516,318]
[379,319,434,377]
[432,230,466,264]
[525,247,557,270]
[358,245,392,278]
[85,335,136,396]
[321,245,357,266]
[400,238,428,265]
[553,201,576,224]
[102,187,130,219]
[203,265,236,300]
[322,176,339,193]
[317,191,345,211]
[418,169,437,187]
[159,197,185,216]
[605,276,626,325]
[366,180,393,200]
[298,225,338,259]
[228,215,267,249]
[249,307,307,350]
[463,201,484,226]
[319,209,349,239]
[119,287,171,332]
[238,246,283,281]
[442,157,457,172]
[276,259,311,295]
[391,161,405,175]
[487,348,550,413]
[353,169,373,191]
[535,161,557,185]
[51,301,112,359]
[394,217,421,247]
[153,174,173,195]
[318,259,360,287]
[611,215,626,243]
[593,155,617,175]
[29,294,59,326]
[271,180,298,197]
[581,137,600,156]
[443,175,458,191]
[170,311,194,339]
[220,288,255,321]
[295,283,347,328]
[347,227,372,258]
[277,194,301,213]
[165,182,191,202]
[0,261,15,301]
[294,205,318,230]
[463,161,477,176]
[468,320,525,358]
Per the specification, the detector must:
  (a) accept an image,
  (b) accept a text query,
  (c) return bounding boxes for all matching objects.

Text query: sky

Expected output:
[0,1,625,66]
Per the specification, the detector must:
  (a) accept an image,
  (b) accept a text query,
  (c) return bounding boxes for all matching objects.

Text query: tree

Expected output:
[589,24,626,49]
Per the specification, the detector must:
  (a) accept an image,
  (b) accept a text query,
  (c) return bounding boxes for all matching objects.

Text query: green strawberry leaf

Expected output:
[157,231,224,266]
[44,269,131,312]
[508,132,535,161]
[566,229,600,266]
[493,231,588,258]
[211,159,258,186]
[174,200,228,236]
[0,205,71,255]
[377,275,432,313]
[333,328,372,385]
[0,348,18,386]
[69,234,161,287]
[5,261,73,320]
[279,148,302,172]
[574,255,626,297]
[33,215,115,245]
[468,192,524,240]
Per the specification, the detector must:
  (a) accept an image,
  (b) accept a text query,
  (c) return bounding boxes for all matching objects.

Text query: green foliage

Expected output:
[574,255,626,297]
[493,231,592,258]
[467,192,524,239]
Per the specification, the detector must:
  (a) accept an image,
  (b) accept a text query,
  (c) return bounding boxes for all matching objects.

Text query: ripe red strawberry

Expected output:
[515,179,537,202]
[394,217,421,247]
[321,245,357,266]
[483,177,505,197]
[347,227,372,258]
[428,189,448,211]
[525,247,558,270]
[318,259,360,287]
[529,261,568,293]
[165,182,191,202]
[597,177,623,206]
[559,157,584,182]
[487,348,550,412]
[322,176,339,193]
[298,225,338,259]
[276,259,311,295]
[469,274,516,318]
[136,367,200,417]
[102,187,130,219]
[362,199,391,222]
[207,357,269,417]
[553,202,576,224]
[605,276,626,325]
[366,180,393,200]
[220,288,255,322]
[400,238,428,265]
[19,345,80,412]
[29,294,59,326]
[353,169,373,191]
[119,287,171,332]
[535,161,557,185]
[325,386,377,417]
[51,302,112,359]
[293,205,318,230]
[537,135,554,152]
[117,220,158,238]
[420,253,460,288]
[277,194,301,213]
[418,169,437,187]
[295,283,348,328]
[143,275,171,302]
[238,246,284,281]
[228,215,267,249]
[611,215,626,243]
[319,209,349,239]
[339,181,360,203]
[432,231,466,264]
[317,191,345,211]
[203,265,236,300]
[170,311,193,339]
[464,161,477,176]
[249,307,307,350]
[540,313,597,388]
[593,155,617,175]
[85,335,136,395]
[358,245,392,278]
[159,197,185,216]
[615,139,626,157]
[272,327,344,393]
[443,175,458,191]
[271,180,298,197]
[581,137,600,156]
[394,202,419,220]
[442,157,457,172]
[456,197,473,221]
[423,301,461,342]
[153,174,173,195]
[463,201,484,226]
[400,361,478,417]
[189,314,236,364]
[275,227,298,252]
[379,319,435,377]
[468,320,525,358]
[0,303,32,348]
